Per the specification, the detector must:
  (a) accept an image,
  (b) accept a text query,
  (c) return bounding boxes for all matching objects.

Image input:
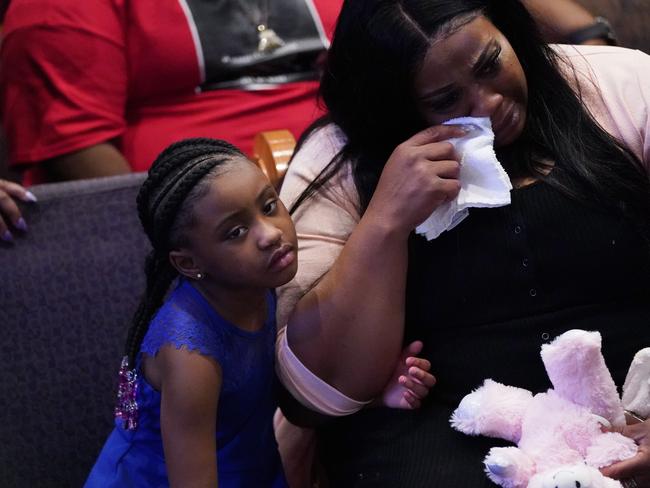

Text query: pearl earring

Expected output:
[196,272,204,280]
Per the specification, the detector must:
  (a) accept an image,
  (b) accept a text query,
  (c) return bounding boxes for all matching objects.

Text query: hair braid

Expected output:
[125,251,177,367]
[137,138,242,241]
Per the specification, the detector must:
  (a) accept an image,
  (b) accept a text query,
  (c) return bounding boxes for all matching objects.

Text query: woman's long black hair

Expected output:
[124,138,245,368]
[291,0,649,239]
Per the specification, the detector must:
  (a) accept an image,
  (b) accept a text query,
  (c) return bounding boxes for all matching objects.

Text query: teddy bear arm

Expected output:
[483,446,536,488]
[451,379,533,442]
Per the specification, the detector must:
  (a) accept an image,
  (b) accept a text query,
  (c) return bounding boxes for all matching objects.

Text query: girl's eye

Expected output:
[226,226,247,240]
[263,199,278,215]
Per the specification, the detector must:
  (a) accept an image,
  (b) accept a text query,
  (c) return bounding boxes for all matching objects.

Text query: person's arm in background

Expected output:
[43,143,131,182]
[524,0,615,45]
[0,142,129,242]
[0,2,129,182]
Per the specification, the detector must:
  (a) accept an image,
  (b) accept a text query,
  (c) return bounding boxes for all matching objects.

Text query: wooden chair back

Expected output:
[252,129,296,189]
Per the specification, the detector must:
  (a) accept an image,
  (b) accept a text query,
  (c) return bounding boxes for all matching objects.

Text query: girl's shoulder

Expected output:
[141,281,277,363]
[140,280,225,362]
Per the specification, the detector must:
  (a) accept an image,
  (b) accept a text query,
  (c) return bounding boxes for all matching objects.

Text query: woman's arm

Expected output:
[285,124,464,401]
[157,345,221,488]
[42,143,131,181]
[1,9,129,179]
[523,0,612,45]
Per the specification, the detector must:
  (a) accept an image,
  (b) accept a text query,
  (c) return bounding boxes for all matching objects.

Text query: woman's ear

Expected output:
[169,250,202,280]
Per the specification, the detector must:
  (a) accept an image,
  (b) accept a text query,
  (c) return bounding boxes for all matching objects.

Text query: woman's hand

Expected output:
[378,340,436,409]
[365,124,466,235]
[601,418,650,487]
[0,179,37,243]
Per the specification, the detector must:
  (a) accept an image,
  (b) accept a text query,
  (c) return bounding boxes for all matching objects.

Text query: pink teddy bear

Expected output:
[451,329,643,488]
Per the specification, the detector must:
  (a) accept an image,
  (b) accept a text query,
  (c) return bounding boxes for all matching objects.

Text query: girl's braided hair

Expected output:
[124,137,245,367]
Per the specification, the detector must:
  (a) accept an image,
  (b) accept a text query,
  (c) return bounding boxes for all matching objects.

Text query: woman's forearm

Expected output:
[285,124,464,402]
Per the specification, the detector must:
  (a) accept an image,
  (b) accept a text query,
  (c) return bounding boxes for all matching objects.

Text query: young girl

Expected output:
[84,137,435,487]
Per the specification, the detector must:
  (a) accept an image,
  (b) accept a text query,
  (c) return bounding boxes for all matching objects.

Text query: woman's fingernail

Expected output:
[15,218,28,231]
[24,191,38,202]
[1,230,14,242]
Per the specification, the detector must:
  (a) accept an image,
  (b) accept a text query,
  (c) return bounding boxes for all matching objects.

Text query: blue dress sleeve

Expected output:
[140,280,224,362]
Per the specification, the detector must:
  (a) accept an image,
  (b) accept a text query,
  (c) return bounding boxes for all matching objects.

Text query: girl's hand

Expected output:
[601,418,650,487]
[379,340,436,410]
[0,179,37,243]
[365,125,466,236]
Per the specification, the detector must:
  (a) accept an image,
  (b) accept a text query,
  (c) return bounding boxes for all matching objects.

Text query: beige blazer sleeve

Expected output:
[555,44,650,171]
[277,124,358,328]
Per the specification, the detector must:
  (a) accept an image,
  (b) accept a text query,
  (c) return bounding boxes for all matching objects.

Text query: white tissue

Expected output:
[415,116,512,240]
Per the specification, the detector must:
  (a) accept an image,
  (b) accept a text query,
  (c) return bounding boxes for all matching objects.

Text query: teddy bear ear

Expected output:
[540,329,626,429]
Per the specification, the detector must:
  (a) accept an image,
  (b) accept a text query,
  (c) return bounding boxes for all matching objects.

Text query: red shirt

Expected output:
[1,0,341,182]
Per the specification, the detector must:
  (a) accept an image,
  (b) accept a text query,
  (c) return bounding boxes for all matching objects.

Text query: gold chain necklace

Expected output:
[234,0,285,53]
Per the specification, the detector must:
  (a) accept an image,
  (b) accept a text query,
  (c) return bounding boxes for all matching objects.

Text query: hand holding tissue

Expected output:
[415,116,512,240]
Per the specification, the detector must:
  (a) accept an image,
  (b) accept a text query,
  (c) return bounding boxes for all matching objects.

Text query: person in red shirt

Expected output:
[0,0,342,185]
[0,0,615,189]
[0,0,618,239]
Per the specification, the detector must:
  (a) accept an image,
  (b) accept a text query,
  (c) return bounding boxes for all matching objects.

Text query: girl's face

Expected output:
[413,15,528,147]
[178,160,298,292]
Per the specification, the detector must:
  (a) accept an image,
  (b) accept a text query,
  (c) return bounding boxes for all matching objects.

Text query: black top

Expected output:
[187,0,328,90]
[317,181,650,487]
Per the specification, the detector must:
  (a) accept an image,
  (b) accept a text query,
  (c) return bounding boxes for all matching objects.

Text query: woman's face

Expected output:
[413,15,528,147]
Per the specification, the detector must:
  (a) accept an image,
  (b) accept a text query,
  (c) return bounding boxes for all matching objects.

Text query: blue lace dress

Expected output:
[85,279,287,487]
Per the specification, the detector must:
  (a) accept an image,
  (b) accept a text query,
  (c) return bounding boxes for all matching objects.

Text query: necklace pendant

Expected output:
[257,24,285,53]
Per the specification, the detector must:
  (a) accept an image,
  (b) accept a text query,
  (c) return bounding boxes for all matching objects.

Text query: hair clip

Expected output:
[115,356,139,430]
